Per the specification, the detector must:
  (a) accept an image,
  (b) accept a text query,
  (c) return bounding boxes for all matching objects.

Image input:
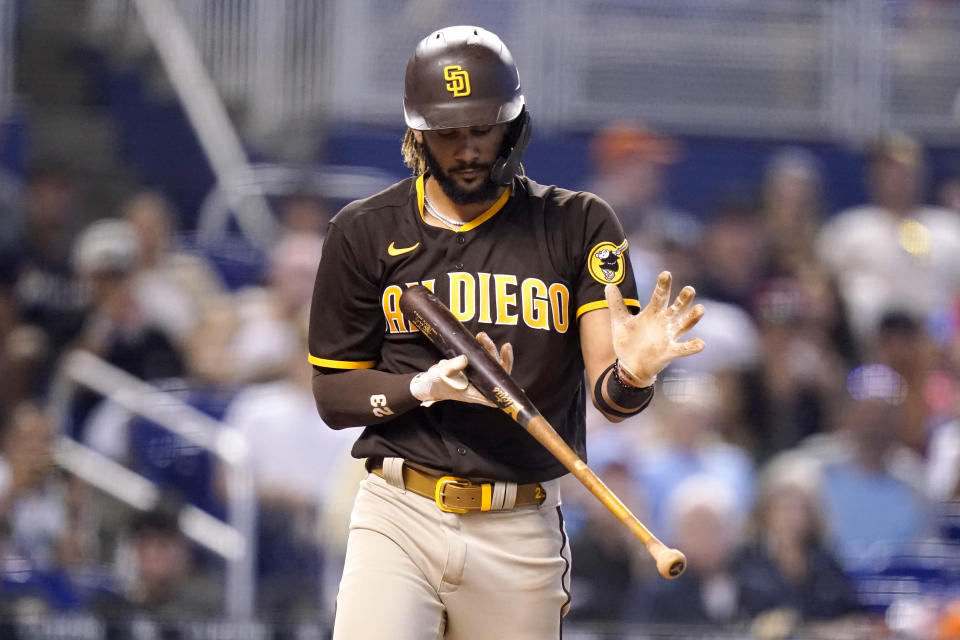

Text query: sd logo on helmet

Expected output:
[402,25,531,186]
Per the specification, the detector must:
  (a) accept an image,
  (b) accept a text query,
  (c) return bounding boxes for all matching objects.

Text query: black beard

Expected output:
[422,141,502,205]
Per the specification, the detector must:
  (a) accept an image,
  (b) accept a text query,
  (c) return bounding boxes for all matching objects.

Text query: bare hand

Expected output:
[605,271,705,386]
[476,331,513,376]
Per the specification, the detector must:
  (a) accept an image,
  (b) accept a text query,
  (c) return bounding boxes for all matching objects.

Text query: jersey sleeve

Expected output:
[308,222,383,370]
[573,195,641,320]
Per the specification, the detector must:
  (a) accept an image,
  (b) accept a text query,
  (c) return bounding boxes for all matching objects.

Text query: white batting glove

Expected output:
[410,332,513,407]
[605,271,705,387]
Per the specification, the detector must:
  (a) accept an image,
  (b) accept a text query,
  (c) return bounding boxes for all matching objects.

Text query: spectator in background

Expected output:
[754,145,860,369]
[696,194,769,311]
[231,231,325,340]
[629,476,744,625]
[1,161,87,381]
[222,312,355,623]
[0,401,64,569]
[760,147,824,278]
[586,121,702,291]
[67,219,185,441]
[734,454,860,629]
[816,132,960,347]
[83,297,239,519]
[867,310,938,453]
[757,144,860,358]
[278,190,329,236]
[637,371,755,542]
[815,364,933,571]
[92,501,221,631]
[0,402,93,612]
[265,231,326,322]
[123,190,226,347]
[71,218,185,382]
[743,277,846,461]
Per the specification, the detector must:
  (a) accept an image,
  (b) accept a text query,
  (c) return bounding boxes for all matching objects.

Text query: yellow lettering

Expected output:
[478,273,492,323]
[405,279,435,294]
[385,277,568,334]
[494,274,518,325]
[549,283,570,333]
[521,278,549,330]
[449,272,476,321]
[382,285,406,333]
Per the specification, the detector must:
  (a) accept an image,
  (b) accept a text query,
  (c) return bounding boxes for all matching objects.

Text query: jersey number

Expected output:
[370,394,394,418]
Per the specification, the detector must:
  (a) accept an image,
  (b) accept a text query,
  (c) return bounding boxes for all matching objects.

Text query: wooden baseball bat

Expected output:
[399,284,686,579]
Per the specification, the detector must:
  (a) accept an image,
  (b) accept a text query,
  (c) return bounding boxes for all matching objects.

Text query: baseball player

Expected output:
[308,26,705,640]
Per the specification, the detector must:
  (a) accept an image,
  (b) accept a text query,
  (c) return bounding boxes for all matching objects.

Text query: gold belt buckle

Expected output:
[435,475,472,513]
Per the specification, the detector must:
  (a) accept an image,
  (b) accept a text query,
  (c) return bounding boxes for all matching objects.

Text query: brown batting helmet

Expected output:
[403,26,525,131]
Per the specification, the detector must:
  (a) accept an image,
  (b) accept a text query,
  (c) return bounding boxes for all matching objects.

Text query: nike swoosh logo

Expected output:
[387,241,420,256]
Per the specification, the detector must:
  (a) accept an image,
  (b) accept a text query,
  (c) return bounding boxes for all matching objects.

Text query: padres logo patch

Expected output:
[444,65,471,97]
[587,239,629,285]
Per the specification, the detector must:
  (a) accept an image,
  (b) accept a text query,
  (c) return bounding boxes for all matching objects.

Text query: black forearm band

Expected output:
[593,362,655,418]
[312,368,420,428]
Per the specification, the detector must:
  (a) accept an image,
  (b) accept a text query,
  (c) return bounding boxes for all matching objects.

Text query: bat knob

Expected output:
[656,548,687,579]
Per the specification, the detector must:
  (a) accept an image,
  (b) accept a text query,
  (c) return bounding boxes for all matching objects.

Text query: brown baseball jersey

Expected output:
[308,173,639,483]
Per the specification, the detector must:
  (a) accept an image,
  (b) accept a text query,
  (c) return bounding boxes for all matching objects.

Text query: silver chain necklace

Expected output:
[423,194,466,229]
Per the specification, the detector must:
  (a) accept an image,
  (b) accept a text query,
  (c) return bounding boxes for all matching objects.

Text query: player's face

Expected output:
[419,124,507,205]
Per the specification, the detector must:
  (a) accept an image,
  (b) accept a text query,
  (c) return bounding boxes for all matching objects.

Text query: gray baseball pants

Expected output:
[331,462,571,639]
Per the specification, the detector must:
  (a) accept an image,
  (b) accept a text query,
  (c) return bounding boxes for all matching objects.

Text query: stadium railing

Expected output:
[48,350,257,618]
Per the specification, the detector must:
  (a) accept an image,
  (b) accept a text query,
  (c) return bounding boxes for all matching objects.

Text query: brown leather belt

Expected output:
[371,463,546,513]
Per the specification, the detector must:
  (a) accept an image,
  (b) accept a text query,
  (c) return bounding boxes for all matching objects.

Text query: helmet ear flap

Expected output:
[491,108,532,185]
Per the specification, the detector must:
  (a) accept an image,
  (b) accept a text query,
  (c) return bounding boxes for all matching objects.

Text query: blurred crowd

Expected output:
[0,168,358,634]
[565,124,960,639]
[0,124,958,639]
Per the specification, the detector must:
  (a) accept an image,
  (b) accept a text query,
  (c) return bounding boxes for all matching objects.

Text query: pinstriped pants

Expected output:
[332,469,572,640]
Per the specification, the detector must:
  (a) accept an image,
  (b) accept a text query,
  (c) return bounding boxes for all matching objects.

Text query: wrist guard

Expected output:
[593,362,654,418]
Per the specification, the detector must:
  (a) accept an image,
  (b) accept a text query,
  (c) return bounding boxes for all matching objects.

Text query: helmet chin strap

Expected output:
[490,109,532,185]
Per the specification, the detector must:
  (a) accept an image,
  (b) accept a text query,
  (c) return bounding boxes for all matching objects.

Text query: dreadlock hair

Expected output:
[402,129,426,175]
[400,124,526,179]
